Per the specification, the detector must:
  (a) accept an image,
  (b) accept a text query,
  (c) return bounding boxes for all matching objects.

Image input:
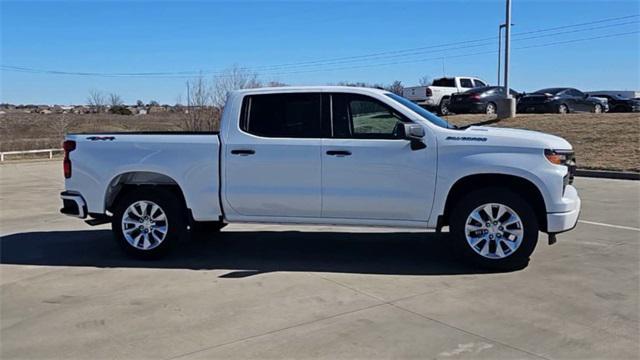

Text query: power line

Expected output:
[2,15,638,78]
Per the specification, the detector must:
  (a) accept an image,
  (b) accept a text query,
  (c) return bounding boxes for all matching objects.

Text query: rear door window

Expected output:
[241,93,322,138]
[432,78,456,87]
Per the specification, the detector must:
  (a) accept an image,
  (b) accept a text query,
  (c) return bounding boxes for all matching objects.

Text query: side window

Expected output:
[433,78,455,87]
[565,89,582,97]
[241,93,321,138]
[460,78,474,88]
[474,79,486,87]
[332,94,406,139]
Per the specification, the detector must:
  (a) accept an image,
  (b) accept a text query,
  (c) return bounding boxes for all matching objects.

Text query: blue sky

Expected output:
[1,0,639,104]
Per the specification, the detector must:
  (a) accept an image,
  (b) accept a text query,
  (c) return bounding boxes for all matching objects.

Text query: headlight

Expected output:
[545,149,576,185]
[544,149,573,165]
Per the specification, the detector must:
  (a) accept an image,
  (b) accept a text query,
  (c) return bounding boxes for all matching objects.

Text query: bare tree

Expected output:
[184,75,217,131]
[418,76,432,86]
[47,113,71,140]
[212,65,261,109]
[87,90,106,113]
[385,80,404,95]
[109,93,123,107]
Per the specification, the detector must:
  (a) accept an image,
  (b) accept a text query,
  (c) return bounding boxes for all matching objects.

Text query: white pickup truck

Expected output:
[403,77,488,115]
[60,86,580,270]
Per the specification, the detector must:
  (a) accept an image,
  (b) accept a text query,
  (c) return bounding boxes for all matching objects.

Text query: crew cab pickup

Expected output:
[60,86,580,269]
[403,77,488,115]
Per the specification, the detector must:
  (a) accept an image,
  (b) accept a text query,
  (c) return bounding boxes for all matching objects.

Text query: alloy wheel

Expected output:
[121,200,168,250]
[464,203,524,259]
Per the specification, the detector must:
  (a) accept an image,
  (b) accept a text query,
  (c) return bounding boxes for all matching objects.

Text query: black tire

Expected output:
[439,98,450,115]
[485,102,497,115]
[449,188,539,270]
[112,187,186,259]
[558,104,568,114]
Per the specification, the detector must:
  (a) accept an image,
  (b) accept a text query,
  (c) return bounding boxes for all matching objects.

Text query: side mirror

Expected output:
[584,93,589,99]
[402,123,426,150]
[403,123,425,140]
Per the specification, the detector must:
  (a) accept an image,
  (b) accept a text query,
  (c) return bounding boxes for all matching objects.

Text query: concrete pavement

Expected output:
[1,160,638,359]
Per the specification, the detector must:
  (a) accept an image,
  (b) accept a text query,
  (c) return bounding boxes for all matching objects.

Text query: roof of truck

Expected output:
[232,86,391,95]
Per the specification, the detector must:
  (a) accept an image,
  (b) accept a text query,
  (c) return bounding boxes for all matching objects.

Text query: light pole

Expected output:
[497,24,505,87]
[497,0,516,118]
[498,23,514,87]
[504,0,512,100]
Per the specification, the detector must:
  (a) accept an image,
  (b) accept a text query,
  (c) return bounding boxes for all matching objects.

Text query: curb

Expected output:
[576,169,640,181]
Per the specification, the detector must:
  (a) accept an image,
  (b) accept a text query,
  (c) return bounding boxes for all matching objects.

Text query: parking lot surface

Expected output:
[1,161,639,359]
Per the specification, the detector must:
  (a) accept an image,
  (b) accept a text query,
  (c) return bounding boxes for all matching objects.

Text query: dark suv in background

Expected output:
[517,87,606,114]
[587,93,640,112]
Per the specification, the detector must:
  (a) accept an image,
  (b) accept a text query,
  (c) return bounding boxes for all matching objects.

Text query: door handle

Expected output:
[326,150,351,156]
[231,149,255,156]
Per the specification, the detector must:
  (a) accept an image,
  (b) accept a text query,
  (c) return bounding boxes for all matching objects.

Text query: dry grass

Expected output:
[0,112,185,153]
[1,112,638,172]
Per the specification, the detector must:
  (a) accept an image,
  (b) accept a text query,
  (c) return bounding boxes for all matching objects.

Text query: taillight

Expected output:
[470,94,481,100]
[425,88,432,97]
[63,140,76,179]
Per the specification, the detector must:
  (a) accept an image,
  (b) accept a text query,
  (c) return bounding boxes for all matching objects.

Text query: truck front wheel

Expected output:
[449,188,538,270]
[112,187,186,259]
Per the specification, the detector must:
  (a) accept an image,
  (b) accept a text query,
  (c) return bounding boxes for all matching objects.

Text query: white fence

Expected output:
[0,149,63,162]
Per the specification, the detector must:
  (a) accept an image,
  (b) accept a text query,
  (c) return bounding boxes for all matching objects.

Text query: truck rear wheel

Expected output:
[112,187,186,259]
[449,188,538,270]
[439,98,450,115]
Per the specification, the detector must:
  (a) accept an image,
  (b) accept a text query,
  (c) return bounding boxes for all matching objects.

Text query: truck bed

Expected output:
[64,132,222,221]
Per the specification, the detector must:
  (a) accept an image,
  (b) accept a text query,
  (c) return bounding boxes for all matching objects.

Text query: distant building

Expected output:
[148,106,167,113]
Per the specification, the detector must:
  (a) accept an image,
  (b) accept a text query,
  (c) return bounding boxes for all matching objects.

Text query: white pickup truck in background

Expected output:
[403,76,488,115]
[60,86,580,270]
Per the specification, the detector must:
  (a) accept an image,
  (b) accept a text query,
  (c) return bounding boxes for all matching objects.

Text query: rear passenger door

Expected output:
[223,93,323,218]
[321,93,436,222]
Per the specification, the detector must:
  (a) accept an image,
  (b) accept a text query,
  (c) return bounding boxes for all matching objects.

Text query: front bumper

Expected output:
[546,185,581,233]
[60,191,87,219]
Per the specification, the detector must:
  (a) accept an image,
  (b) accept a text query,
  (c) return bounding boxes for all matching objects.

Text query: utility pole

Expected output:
[504,0,512,99]
[498,23,514,88]
[497,0,516,118]
[497,24,504,86]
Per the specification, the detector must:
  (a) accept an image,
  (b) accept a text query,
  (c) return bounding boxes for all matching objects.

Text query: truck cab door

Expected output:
[221,93,323,219]
[321,93,436,222]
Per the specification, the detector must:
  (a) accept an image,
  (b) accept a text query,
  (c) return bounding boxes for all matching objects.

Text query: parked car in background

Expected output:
[587,93,640,112]
[517,88,606,114]
[449,86,520,115]
[403,76,488,115]
[589,97,610,113]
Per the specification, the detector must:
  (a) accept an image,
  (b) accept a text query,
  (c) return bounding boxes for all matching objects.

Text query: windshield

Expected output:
[385,93,453,129]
